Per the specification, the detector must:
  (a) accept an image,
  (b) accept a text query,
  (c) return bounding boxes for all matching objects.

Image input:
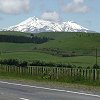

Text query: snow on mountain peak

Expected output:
[3,16,92,33]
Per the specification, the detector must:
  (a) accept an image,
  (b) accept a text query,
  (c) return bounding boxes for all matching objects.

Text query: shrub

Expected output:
[18,61,28,67]
[93,64,100,69]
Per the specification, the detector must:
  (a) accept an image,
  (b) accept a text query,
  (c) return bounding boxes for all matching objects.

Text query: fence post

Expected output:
[1,65,100,82]
[96,69,99,80]
[93,69,96,80]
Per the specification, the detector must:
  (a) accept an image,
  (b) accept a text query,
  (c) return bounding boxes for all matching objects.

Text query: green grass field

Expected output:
[1,31,100,86]
[0,51,100,67]
[0,31,29,36]
[0,43,37,52]
[36,32,100,50]
[0,31,100,67]
[0,31,100,51]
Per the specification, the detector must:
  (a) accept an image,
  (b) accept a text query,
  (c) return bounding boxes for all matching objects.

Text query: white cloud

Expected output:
[0,0,30,14]
[62,0,89,13]
[41,11,60,22]
[74,0,84,4]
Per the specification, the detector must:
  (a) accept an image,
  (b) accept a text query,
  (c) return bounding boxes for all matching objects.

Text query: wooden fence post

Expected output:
[93,69,96,80]
[1,65,100,81]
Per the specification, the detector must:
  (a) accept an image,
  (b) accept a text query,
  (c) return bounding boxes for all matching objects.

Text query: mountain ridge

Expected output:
[2,16,93,33]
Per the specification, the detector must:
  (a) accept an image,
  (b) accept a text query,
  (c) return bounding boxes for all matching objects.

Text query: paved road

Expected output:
[0,81,100,100]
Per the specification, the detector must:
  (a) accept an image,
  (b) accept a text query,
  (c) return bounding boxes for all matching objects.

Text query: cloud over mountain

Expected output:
[41,11,60,22]
[62,0,89,13]
[0,0,30,14]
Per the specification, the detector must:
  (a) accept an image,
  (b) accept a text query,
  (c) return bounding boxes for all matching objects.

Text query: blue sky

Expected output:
[0,0,100,32]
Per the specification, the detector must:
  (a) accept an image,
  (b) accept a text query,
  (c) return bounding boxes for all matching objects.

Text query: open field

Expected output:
[0,31,100,87]
[36,32,100,50]
[0,31,29,36]
[0,52,100,67]
[0,31,100,51]
[0,43,36,52]
[0,31,100,67]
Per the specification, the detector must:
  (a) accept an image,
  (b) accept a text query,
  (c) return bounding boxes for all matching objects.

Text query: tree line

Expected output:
[0,59,76,68]
[0,59,99,69]
[0,35,53,44]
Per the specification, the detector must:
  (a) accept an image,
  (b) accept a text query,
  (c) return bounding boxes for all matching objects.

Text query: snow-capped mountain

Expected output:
[3,16,92,33]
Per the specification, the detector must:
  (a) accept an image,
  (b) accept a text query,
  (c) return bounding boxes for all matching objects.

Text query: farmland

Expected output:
[0,52,100,67]
[0,31,100,67]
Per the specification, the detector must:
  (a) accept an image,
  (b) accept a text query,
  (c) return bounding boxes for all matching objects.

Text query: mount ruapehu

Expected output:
[2,17,94,33]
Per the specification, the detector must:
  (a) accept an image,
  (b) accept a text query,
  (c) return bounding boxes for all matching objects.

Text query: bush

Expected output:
[93,64,100,69]
[18,61,28,67]
[0,59,78,68]
[0,59,28,67]
[0,59,19,66]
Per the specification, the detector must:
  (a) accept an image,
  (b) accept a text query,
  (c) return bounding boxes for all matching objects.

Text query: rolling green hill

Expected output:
[35,32,100,50]
[0,31,28,36]
[0,31,100,67]
[0,31,100,51]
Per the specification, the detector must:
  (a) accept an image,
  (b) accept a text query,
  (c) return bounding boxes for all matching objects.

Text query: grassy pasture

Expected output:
[0,51,100,67]
[0,31,100,67]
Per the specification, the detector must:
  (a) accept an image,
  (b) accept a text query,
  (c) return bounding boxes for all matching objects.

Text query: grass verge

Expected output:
[0,71,100,88]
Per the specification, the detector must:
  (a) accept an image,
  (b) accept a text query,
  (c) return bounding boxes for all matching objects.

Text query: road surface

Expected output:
[0,81,100,100]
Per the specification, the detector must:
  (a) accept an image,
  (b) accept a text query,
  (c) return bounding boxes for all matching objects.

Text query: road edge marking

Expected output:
[20,98,29,100]
[0,81,100,98]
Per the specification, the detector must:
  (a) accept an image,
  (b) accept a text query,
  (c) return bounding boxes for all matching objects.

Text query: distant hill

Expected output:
[0,31,52,44]
[0,31,100,51]
[35,32,100,50]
